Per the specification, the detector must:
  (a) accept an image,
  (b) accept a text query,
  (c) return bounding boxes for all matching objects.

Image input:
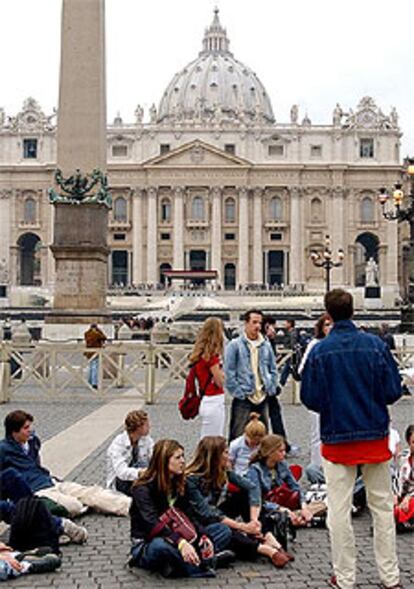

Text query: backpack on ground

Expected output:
[8,496,60,554]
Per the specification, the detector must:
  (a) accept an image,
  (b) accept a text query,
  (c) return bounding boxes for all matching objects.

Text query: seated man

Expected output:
[106,410,154,496]
[0,410,131,518]
[0,467,87,545]
[0,543,61,581]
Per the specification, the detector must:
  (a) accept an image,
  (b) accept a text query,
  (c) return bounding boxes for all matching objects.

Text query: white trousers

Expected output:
[199,394,225,439]
[36,480,131,517]
[322,458,400,589]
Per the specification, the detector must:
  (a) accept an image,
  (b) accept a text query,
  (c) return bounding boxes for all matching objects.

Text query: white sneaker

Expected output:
[61,518,88,544]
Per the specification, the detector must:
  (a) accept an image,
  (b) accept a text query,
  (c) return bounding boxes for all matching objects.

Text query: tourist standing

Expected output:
[84,323,106,389]
[225,310,278,441]
[301,289,403,589]
[189,317,226,438]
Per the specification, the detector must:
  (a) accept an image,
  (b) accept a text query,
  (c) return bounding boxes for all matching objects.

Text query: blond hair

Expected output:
[244,412,266,439]
[250,434,285,464]
[189,317,224,364]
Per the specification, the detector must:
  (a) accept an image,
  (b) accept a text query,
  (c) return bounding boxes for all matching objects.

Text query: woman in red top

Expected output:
[189,318,225,438]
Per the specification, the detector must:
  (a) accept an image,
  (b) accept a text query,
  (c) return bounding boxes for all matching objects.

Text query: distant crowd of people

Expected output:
[0,289,412,587]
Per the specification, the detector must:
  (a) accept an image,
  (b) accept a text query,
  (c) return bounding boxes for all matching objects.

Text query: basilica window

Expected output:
[161,198,171,222]
[310,197,323,222]
[224,197,236,223]
[310,145,322,158]
[112,144,128,157]
[160,144,170,155]
[23,197,36,224]
[113,196,127,223]
[360,196,374,223]
[360,138,374,158]
[269,196,282,221]
[23,138,37,159]
[191,196,205,221]
[268,145,284,157]
[225,144,235,155]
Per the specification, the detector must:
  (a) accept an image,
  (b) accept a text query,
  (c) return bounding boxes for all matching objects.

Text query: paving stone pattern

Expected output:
[2,388,414,588]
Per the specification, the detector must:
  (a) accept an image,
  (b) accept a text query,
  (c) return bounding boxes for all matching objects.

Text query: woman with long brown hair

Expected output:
[189,317,226,438]
[186,436,293,568]
[129,439,231,578]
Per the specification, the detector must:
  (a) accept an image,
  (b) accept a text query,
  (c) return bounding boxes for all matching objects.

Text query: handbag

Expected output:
[149,506,198,544]
[266,483,300,511]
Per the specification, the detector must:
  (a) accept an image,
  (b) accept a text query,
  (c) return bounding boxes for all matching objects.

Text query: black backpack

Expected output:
[9,496,60,554]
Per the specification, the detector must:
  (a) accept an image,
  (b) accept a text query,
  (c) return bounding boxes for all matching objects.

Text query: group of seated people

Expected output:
[0,408,413,581]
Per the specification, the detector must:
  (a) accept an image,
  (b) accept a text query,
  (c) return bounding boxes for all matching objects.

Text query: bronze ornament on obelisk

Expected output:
[47,0,111,328]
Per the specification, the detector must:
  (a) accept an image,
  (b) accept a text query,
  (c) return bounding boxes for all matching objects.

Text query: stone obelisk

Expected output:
[46,0,111,337]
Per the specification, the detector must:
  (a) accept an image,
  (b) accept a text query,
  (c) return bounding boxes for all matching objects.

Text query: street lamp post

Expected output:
[378,158,414,331]
[310,235,345,293]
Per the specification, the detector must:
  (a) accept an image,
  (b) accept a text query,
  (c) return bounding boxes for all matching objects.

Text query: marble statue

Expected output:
[365,257,378,286]
[333,103,343,126]
[134,104,144,124]
[290,104,298,124]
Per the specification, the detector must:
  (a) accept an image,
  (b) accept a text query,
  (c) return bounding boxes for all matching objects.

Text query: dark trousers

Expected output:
[229,397,268,441]
[131,523,231,578]
[267,395,290,451]
[115,478,133,497]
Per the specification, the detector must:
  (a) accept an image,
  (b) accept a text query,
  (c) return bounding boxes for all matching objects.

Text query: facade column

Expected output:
[330,186,346,286]
[289,186,303,286]
[173,186,184,269]
[47,199,55,290]
[238,187,249,286]
[146,186,158,283]
[132,189,143,285]
[211,187,222,282]
[385,219,398,286]
[252,187,263,284]
[0,190,11,288]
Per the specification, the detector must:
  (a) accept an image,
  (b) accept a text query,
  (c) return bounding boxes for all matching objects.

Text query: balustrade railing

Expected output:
[0,341,412,405]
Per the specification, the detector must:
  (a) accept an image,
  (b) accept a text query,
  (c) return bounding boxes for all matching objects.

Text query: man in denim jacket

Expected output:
[225,310,278,441]
[301,289,402,589]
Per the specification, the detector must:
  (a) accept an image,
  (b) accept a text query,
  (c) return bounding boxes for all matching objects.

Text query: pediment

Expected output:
[143,140,251,167]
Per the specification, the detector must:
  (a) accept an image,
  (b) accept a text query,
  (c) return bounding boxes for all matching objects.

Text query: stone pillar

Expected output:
[132,189,143,285]
[47,0,111,332]
[173,186,184,270]
[330,187,346,286]
[0,191,11,285]
[252,187,263,284]
[289,186,303,285]
[238,187,249,286]
[211,187,222,282]
[146,187,158,283]
[57,0,106,175]
[385,219,398,286]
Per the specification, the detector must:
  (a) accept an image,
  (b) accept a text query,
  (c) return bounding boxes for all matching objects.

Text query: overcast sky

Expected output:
[1,0,413,156]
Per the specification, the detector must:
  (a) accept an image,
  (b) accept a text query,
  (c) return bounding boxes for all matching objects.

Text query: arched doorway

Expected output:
[354,232,379,286]
[189,250,206,285]
[224,263,236,290]
[17,232,41,286]
[159,263,172,286]
[111,250,128,286]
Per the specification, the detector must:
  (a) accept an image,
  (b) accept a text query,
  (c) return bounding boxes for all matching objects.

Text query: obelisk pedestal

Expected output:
[45,0,112,339]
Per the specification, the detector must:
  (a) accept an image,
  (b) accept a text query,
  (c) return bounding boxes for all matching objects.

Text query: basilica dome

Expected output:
[157,9,275,126]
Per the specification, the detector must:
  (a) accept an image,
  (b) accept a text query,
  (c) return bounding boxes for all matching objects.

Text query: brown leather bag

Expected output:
[149,506,198,544]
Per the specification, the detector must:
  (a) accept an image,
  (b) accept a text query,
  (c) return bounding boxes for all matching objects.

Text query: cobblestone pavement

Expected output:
[1,388,413,588]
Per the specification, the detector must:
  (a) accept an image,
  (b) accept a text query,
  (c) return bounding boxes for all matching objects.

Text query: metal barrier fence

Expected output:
[1,341,412,405]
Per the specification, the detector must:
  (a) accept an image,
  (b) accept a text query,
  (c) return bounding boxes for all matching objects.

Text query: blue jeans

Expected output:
[0,560,22,581]
[132,523,231,578]
[88,357,99,387]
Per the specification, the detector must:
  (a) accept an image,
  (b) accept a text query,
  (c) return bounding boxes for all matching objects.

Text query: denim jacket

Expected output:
[224,334,278,399]
[300,320,402,444]
[186,471,255,524]
[246,460,304,508]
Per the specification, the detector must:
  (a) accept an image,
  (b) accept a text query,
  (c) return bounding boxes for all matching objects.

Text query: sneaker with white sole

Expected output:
[62,518,88,543]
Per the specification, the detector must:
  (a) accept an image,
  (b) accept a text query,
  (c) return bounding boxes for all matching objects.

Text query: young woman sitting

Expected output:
[186,436,293,568]
[129,439,231,578]
[246,434,313,528]
[229,413,267,475]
